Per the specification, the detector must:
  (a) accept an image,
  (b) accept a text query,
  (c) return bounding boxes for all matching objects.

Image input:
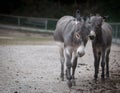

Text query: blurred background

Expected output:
[0,0,120,21]
[0,0,120,44]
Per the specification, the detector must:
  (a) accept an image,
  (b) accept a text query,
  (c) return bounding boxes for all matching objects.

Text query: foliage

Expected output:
[0,0,120,22]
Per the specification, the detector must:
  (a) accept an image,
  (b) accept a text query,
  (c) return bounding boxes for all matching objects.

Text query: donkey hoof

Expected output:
[60,74,64,81]
[101,78,105,82]
[71,79,76,86]
[101,75,105,82]
[106,76,110,80]
[94,76,97,81]
[67,80,72,88]
[61,78,64,81]
[93,78,97,83]
[101,75,105,79]
[94,75,98,79]
[106,74,109,78]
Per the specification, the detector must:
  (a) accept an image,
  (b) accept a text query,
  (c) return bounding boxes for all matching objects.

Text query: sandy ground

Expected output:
[0,39,120,93]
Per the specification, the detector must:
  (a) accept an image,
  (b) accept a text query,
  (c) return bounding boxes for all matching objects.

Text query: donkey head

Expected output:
[88,15,104,40]
[72,18,89,57]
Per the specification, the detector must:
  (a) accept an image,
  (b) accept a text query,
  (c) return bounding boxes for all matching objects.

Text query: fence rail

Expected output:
[110,23,120,44]
[0,14,120,44]
[0,14,58,31]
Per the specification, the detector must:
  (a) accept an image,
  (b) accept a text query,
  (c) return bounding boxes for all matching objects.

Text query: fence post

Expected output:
[18,17,20,26]
[45,19,48,30]
[116,25,118,43]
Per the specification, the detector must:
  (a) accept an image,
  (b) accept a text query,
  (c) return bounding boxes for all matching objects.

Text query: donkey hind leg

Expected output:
[71,52,78,86]
[64,48,72,88]
[101,50,106,79]
[93,50,101,81]
[106,49,110,78]
[59,47,65,81]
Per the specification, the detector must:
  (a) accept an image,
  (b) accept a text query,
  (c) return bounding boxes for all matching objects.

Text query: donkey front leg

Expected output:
[106,49,110,78]
[93,49,101,81]
[64,47,72,88]
[71,52,78,86]
[101,50,106,79]
[59,47,65,81]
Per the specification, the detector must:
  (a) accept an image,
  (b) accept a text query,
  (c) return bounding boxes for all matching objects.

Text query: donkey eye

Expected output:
[96,25,100,28]
[88,22,91,24]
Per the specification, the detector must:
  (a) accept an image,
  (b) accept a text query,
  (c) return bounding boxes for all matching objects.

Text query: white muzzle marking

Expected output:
[90,30,96,37]
[77,45,85,57]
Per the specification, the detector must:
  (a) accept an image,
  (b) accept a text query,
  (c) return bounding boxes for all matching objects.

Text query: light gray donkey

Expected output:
[54,15,89,87]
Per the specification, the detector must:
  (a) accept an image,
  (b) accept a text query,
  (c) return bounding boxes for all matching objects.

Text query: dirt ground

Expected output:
[0,36,120,93]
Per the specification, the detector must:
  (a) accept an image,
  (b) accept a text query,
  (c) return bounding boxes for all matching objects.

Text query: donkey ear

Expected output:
[103,16,109,20]
[102,16,109,21]
[96,13,100,16]
[90,13,94,17]
[84,16,91,23]
[76,9,81,21]
[82,16,87,22]
[76,9,80,14]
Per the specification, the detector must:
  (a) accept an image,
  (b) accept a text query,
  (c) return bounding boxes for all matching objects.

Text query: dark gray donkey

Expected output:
[54,15,89,87]
[88,15,112,81]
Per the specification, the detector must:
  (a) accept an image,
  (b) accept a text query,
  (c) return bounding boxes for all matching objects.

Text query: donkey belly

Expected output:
[102,23,112,47]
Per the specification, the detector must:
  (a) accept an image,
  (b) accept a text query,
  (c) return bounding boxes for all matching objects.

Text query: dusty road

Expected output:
[0,40,120,93]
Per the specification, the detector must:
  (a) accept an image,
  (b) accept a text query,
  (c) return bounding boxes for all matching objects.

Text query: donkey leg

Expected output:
[101,50,106,79]
[106,49,110,78]
[93,49,100,81]
[64,47,72,88]
[71,53,77,86]
[59,47,65,81]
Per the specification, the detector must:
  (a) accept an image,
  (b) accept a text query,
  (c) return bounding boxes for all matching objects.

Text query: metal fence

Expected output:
[0,14,120,44]
[110,23,120,44]
[0,14,58,31]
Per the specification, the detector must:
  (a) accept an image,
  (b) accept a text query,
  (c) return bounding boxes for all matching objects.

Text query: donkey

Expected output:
[88,15,112,81]
[54,15,89,87]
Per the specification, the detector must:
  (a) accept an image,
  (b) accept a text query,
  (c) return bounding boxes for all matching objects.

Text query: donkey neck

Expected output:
[94,29,103,43]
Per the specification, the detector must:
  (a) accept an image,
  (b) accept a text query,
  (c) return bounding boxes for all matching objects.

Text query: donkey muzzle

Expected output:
[89,30,96,40]
[78,51,85,57]
[77,45,85,57]
[89,35,95,40]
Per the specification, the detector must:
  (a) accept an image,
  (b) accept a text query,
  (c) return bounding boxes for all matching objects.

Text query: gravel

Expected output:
[0,41,120,93]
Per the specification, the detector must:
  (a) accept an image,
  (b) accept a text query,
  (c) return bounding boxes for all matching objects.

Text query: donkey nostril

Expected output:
[78,51,85,57]
[78,52,80,55]
[89,35,95,40]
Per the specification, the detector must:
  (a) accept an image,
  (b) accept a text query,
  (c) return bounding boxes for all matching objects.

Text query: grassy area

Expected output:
[0,36,54,45]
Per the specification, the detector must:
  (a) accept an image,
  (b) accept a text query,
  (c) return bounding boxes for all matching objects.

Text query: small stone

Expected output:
[57,78,59,80]
[19,87,22,89]
[16,74,19,76]
[29,86,32,88]
[7,67,9,69]
[41,77,43,79]
[86,68,90,71]
[15,81,19,83]
[14,91,18,93]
